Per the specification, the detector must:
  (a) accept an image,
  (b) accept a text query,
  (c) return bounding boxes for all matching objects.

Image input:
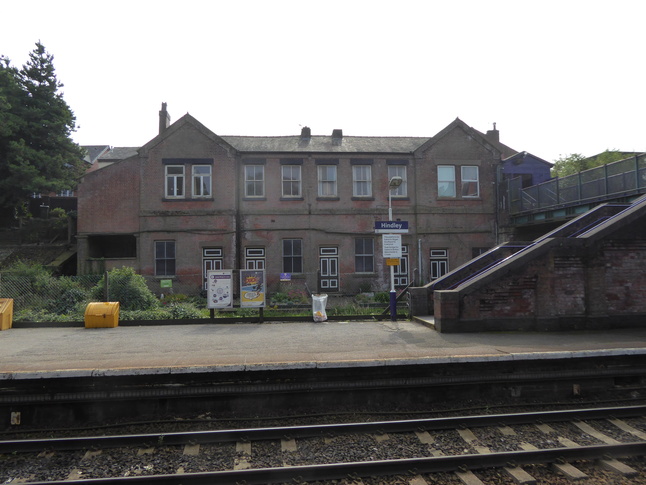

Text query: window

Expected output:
[59,189,74,197]
[165,166,184,198]
[437,166,456,197]
[283,239,303,273]
[461,166,480,197]
[352,165,372,197]
[155,241,176,276]
[388,165,407,196]
[192,165,212,197]
[245,165,264,197]
[355,238,374,273]
[202,247,223,289]
[430,249,448,280]
[281,165,302,198]
[245,248,266,270]
[318,165,337,197]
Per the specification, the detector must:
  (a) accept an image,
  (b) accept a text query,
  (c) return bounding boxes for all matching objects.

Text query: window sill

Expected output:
[316,197,340,201]
[162,197,214,202]
[243,197,267,201]
[351,197,375,201]
[280,197,304,201]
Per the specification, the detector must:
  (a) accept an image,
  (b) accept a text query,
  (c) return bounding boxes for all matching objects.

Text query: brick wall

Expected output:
[433,209,646,332]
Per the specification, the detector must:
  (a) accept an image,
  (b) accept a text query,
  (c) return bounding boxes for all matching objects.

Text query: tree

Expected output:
[0,42,85,223]
[551,150,633,178]
[551,153,587,178]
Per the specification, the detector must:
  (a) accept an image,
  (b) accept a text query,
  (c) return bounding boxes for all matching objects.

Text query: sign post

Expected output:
[375,219,409,321]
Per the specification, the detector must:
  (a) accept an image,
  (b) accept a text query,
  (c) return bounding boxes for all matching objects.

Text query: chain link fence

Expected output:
[0,268,398,322]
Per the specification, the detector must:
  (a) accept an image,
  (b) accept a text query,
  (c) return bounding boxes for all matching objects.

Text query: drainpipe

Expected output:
[235,155,242,272]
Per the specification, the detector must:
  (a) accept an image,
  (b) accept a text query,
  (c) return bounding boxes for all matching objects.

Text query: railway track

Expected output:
[1,405,645,484]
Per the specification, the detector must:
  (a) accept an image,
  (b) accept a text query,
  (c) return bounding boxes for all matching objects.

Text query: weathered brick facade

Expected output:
[77,105,520,296]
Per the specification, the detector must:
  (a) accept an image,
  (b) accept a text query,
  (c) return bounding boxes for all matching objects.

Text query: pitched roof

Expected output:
[98,147,139,161]
[220,135,427,154]
[82,145,110,164]
[96,114,520,159]
[503,151,552,167]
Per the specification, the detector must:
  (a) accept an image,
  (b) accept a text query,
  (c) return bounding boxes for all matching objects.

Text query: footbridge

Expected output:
[507,153,646,227]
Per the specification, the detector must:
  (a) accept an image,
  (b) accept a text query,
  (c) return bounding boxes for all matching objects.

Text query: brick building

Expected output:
[77,104,522,296]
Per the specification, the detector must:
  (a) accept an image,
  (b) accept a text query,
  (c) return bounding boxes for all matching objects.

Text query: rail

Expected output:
[4,405,646,484]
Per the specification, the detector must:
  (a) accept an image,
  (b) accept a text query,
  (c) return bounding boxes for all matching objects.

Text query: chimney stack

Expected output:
[332,129,343,145]
[485,122,499,143]
[159,102,170,134]
[300,126,311,139]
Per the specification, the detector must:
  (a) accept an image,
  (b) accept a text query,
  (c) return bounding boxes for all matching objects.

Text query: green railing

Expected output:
[508,153,646,215]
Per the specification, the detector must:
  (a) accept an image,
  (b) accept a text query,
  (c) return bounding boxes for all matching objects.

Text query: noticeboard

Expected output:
[206,270,233,309]
[382,234,403,258]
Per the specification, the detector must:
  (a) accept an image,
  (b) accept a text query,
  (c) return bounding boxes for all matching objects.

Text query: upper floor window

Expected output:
[461,166,480,197]
[388,165,407,197]
[437,165,456,198]
[282,165,302,198]
[318,165,337,197]
[245,165,265,198]
[165,165,184,198]
[192,165,212,198]
[155,240,176,276]
[352,165,372,197]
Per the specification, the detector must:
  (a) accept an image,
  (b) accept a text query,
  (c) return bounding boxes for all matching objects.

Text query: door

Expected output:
[319,247,339,292]
[394,245,409,287]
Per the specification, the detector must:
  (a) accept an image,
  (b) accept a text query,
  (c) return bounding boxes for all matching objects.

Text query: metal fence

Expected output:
[0,272,102,318]
[508,153,646,214]
[0,269,392,322]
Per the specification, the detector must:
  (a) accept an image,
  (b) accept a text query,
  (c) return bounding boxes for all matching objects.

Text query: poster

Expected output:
[207,270,233,309]
[240,269,266,307]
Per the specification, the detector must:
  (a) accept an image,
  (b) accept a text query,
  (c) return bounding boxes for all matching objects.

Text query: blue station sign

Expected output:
[374,220,409,234]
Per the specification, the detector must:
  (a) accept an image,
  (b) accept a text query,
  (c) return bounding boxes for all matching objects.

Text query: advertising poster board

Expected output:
[206,270,233,309]
[240,269,266,308]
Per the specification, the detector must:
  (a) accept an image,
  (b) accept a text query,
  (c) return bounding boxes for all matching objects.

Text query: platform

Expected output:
[1,320,646,380]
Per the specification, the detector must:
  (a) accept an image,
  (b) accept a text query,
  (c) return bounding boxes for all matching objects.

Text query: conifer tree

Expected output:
[0,42,85,223]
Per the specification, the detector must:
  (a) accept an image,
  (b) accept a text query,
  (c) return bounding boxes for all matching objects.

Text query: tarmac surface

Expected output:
[1,319,646,380]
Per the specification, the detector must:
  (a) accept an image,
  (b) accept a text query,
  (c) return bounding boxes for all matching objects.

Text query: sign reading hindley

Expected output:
[240,269,266,308]
[207,270,233,309]
[374,221,409,233]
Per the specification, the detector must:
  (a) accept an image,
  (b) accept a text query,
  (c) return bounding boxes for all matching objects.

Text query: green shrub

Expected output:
[167,302,203,319]
[374,292,390,303]
[160,293,188,305]
[91,267,158,311]
[119,307,170,321]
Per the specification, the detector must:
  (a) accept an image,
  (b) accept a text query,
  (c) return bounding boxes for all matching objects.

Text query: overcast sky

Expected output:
[2,0,644,163]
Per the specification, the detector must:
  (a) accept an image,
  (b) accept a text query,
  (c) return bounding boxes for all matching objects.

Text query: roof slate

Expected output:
[98,147,140,160]
[220,135,428,154]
